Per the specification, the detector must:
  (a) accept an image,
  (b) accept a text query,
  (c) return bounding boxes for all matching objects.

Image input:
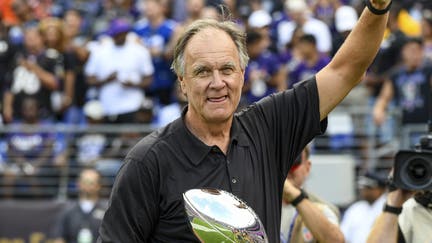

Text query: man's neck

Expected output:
[185,112,232,154]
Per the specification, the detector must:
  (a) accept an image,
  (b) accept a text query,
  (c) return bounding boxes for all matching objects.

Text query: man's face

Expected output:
[402,42,424,69]
[179,28,244,124]
[24,28,43,52]
[78,170,101,197]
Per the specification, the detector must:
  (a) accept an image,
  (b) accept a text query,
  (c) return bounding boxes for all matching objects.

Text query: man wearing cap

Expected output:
[85,18,154,123]
[280,147,344,243]
[340,171,387,243]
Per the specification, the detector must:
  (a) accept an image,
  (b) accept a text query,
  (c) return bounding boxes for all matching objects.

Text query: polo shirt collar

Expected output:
[174,106,249,166]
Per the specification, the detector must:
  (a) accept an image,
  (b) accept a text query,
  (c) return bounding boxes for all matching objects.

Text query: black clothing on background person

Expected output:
[9,48,64,120]
[98,77,327,242]
[390,64,432,124]
[0,35,17,101]
[52,201,107,243]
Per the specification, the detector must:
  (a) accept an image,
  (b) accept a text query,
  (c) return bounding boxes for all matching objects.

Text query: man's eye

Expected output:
[221,68,234,75]
[197,70,210,77]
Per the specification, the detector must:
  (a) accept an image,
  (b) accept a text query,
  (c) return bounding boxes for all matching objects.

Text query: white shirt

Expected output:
[277,17,332,53]
[85,35,154,116]
[340,194,386,243]
[398,198,432,243]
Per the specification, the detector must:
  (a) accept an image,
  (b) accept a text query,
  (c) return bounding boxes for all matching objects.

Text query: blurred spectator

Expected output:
[62,9,91,125]
[288,34,330,88]
[63,0,103,38]
[373,38,431,147]
[201,5,220,20]
[4,96,55,197]
[365,4,407,98]
[92,0,135,38]
[153,83,188,127]
[85,18,154,123]
[277,0,332,54]
[311,0,341,27]
[75,101,108,168]
[134,0,178,106]
[367,189,432,243]
[167,0,206,64]
[243,29,285,105]
[39,17,76,121]
[341,171,387,243]
[0,0,18,26]
[0,14,18,120]
[8,0,38,45]
[278,26,304,75]
[331,5,358,57]
[247,8,276,52]
[51,168,107,243]
[421,10,432,62]
[280,146,343,243]
[3,25,59,123]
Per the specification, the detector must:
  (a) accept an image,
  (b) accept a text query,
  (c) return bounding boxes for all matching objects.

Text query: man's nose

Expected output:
[209,71,225,89]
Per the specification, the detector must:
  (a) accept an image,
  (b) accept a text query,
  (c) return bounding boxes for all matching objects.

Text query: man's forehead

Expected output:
[186,27,236,51]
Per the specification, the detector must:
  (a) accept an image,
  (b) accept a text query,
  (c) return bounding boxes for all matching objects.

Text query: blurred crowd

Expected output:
[0,0,431,194]
[0,0,431,242]
[0,0,430,126]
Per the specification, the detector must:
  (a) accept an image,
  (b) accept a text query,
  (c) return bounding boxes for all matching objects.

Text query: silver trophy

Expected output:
[183,188,268,242]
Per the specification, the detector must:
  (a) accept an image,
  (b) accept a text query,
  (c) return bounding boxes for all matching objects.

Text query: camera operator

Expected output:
[366,187,432,243]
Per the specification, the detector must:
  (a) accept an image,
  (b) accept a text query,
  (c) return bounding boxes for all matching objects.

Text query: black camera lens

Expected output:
[407,158,428,181]
[401,156,432,189]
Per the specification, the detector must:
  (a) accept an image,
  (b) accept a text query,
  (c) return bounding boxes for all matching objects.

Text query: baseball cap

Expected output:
[248,10,272,28]
[357,171,387,189]
[335,6,358,33]
[107,18,132,37]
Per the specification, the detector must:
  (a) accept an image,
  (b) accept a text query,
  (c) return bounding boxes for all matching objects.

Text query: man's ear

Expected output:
[178,77,187,96]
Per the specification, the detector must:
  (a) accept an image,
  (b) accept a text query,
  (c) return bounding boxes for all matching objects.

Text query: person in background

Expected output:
[373,38,432,147]
[242,29,285,105]
[3,25,59,123]
[332,5,359,57]
[288,34,331,88]
[280,146,344,243]
[8,0,38,46]
[277,0,332,54]
[62,9,91,125]
[85,18,154,124]
[38,17,76,121]
[99,0,392,240]
[421,10,432,62]
[0,12,17,121]
[4,96,55,197]
[134,0,178,107]
[52,168,107,243]
[367,188,432,243]
[341,171,388,243]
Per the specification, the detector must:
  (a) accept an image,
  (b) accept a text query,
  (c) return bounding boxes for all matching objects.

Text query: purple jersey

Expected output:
[244,51,282,103]
[288,55,330,88]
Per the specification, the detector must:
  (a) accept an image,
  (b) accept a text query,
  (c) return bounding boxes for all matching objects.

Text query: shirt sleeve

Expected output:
[255,76,327,177]
[98,157,159,242]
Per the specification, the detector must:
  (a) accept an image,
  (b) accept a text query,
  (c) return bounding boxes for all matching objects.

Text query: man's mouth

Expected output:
[208,96,228,102]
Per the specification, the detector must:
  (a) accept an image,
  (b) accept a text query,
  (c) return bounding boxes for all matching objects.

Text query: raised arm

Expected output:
[316,0,391,120]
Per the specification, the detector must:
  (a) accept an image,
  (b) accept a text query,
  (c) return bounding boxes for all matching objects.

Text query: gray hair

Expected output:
[171,19,249,77]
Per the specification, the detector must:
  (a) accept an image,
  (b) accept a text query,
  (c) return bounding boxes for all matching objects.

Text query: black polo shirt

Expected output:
[99,77,327,242]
